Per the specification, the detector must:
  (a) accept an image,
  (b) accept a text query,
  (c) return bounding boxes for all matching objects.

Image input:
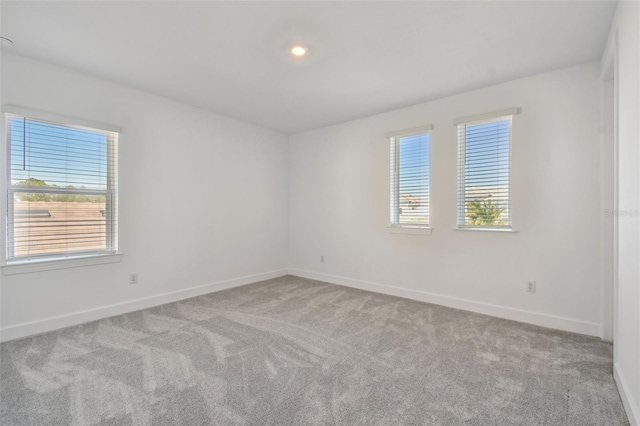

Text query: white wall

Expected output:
[599,76,615,343]
[0,53,289,339]
[0,19,635,422]
[289,62,603,336]
[606,1,640,425]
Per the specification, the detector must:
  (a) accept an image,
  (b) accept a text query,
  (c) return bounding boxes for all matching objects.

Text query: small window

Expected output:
[455,109,518,230]
[389,125,432,229]
[5,112,119,263]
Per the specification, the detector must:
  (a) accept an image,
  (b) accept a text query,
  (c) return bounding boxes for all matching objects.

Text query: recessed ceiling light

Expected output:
[0,36,14,46]
[290,45,307,57]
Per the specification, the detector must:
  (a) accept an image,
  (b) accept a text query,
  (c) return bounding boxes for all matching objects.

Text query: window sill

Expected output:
[388,226,433,236]
[454,227,518,233]
[2,253,123,275]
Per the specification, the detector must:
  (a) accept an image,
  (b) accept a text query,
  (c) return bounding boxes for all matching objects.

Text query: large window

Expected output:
[456,109,518,230]
[389,125,432,229]
[5,111,118,263]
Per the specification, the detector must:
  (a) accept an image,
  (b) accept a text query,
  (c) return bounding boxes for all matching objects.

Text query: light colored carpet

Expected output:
[0,275,629,425]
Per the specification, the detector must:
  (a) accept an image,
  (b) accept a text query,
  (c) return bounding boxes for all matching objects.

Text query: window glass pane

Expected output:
[9,117,108,190]
[392,132,430,227]
[6,114,117,261]
[460,118,510,227]
[10,192,107,257]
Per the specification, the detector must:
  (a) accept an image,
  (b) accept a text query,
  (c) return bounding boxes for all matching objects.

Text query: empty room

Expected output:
[0,1,638,425]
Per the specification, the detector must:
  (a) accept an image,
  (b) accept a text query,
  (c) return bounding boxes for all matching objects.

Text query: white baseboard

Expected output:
[0,268,288,343]
[288,268,601,337]
[0,268,603,342]
[615,363,639,426]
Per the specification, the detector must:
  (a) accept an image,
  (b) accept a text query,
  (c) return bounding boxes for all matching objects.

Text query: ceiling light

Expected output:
[0,36,14,46]
[290,45,307,57]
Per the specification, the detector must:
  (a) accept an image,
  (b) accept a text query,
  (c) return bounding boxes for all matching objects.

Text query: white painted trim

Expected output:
[0,267,604,343]
[387,226,432,236]
[453,228,518,233]
[386,124,433,139]
[3,105,121,133]
[0,268,288,342]
[288,268,600,337]
[2,253,123,275]
[452,107,521,126]
[614,363,639,426]
[600,27,617,81]
[598,71,616,342]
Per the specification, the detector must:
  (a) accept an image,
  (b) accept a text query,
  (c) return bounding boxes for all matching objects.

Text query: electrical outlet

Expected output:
[526,281,536,293]
[129,273,139,285]
[320,255,325,263]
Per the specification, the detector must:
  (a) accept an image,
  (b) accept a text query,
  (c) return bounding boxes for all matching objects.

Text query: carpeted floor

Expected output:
[0,275,629,425]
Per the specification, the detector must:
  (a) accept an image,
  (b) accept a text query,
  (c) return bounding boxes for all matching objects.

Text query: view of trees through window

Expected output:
[459,118,511,228]
[7,115,116,260]
[15,178,106,203]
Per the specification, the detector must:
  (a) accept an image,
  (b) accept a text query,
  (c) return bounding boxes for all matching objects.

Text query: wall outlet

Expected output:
[129,273,139,285]
[320,255,325,263]
[526,281,536,293]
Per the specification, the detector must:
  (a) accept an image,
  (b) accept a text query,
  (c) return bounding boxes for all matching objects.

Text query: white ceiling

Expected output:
[1,1,617,134]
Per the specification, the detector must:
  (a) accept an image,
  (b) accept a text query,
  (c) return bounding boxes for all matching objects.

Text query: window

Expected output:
[455,108,519,230]
[389,125,432,230]
[4,111,119,263]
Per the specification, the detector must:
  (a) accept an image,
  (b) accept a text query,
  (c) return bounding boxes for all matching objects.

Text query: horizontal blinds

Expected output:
[6,114,118,261]
[457,116,511,228]
[390,131,430,228]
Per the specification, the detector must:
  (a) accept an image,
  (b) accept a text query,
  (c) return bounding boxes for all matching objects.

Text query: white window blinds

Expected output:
[389,126,432,228]
[456,110,517,229]
[5,113,118,262]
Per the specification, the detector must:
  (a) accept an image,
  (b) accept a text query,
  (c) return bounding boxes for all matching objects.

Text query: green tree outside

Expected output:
[466,197,507,226]
[15,178,105,203]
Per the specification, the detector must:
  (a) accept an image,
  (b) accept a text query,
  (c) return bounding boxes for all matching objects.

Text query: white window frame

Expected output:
[388,125,433,236]
[1,106,122,274]
[454,108,520,232]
